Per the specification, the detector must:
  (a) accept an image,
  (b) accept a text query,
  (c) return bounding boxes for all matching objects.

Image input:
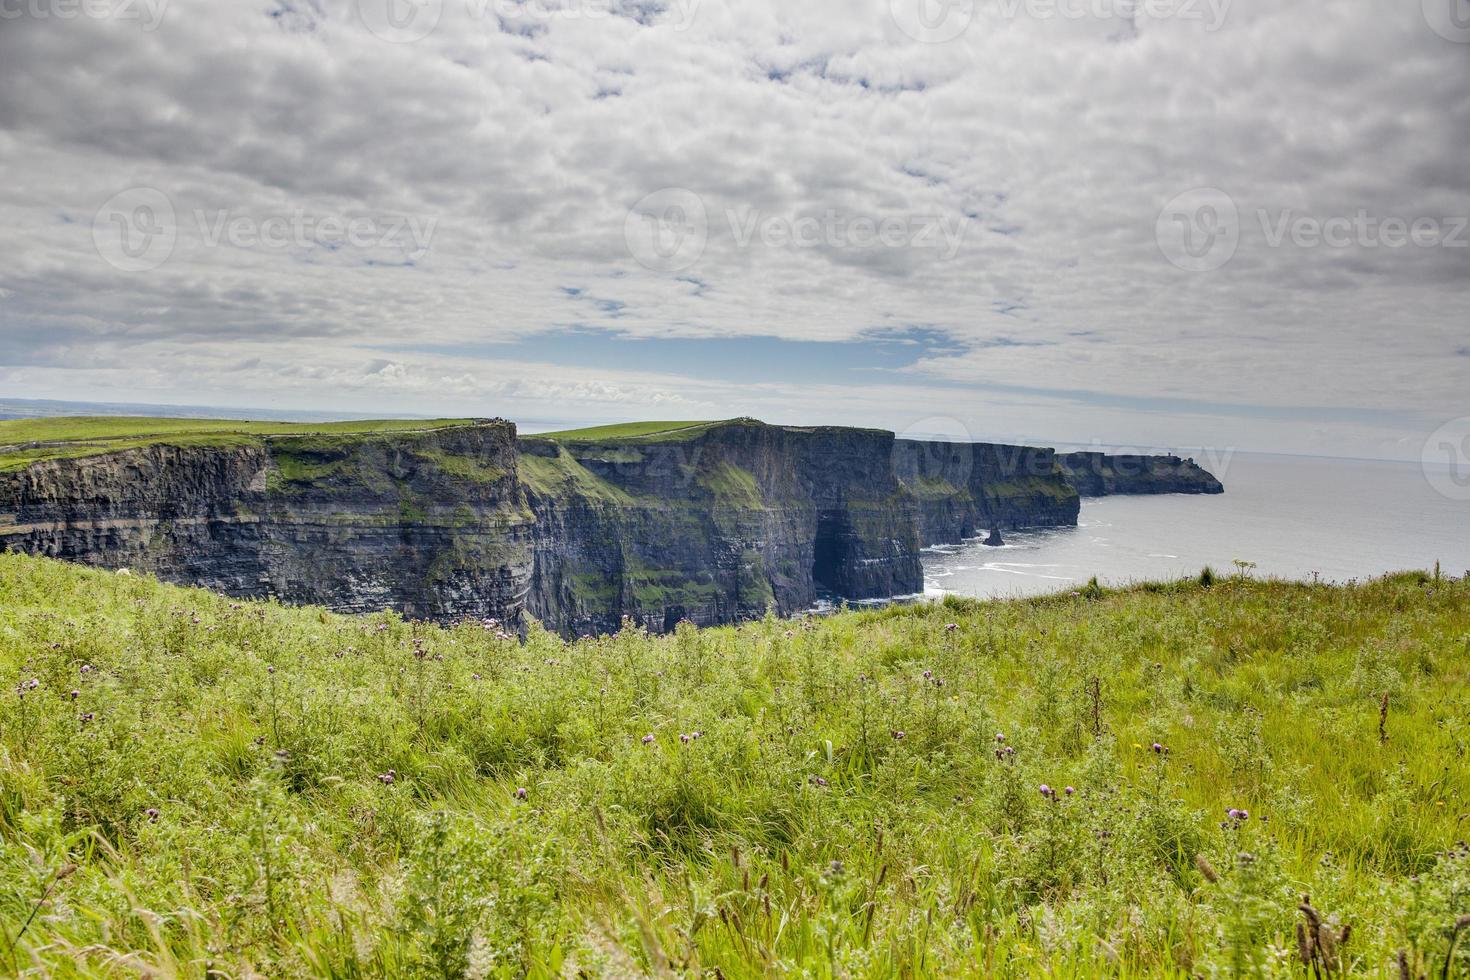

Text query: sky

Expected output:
[0,0,1466,459]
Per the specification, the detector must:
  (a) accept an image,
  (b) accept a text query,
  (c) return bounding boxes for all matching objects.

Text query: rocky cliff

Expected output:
[0,418,1218,634]
[0,423,534,621]
[893,439,1080,545]
[1058,452,1225,497]
[520,421,923,635]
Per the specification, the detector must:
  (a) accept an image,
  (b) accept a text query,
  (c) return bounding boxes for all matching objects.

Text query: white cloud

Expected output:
[0,0,1465,456]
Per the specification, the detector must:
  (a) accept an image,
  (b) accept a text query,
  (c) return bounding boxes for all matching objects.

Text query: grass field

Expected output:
[1,554,1468,977]
[529,421,721,443]
[0,418,478,472]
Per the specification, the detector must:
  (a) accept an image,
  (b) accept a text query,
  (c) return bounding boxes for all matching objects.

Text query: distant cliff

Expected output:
[0,418,1219,633]
[892,439,1079,544]
[1058,452,1225,497]
[0,423,533,620]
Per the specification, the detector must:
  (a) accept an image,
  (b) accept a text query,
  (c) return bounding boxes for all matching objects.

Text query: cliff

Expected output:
[1058,452,1225,497]
[0,417,1216,634]
[893,439,1080,544]
[520,420,923,635]
[0,422,534,621]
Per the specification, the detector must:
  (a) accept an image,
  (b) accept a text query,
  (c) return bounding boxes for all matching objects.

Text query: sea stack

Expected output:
[983,528,1005,547]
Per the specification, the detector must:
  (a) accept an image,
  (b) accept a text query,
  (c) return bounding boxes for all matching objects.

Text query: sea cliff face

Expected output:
[1058,452,1225,497]
[0,424,534,621]
[893,439,1080,544]
[521,421,923,635]
[0,419,1216,633]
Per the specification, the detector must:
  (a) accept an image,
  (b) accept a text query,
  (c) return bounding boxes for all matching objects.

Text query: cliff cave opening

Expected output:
[811,511,849,595]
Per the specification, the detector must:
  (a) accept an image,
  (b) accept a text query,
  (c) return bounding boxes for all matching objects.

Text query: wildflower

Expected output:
[1132,742,1143,750]
[145,808,159,823]
[642,734,656,745]
[944,623,959,632]
[891,730,906,740]
[922,670,933,680]
[378,770,396,785]
[68,688,80,700]
[515,787,528,800]
[80,664,93,674]
[472,673,482,681]
[808,775,829,787]
[680,733,691,744]
[267,665,275,674]
[995,733,1006,743]
[1152,742,1166,754]
[1065,786,1075,796]
[1039,784,1052,797]
[80,712,94,723]
[1004,745,1015,756]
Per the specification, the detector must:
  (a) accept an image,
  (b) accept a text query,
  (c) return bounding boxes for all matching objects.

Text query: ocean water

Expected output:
[922,453,1470,600]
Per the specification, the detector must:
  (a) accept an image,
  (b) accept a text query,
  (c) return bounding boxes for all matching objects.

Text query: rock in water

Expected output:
[983,528,1005,547]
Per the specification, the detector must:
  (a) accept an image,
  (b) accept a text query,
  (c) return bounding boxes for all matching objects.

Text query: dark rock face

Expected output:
[892,439,1081,545]
[1058,452,1224,497]
[520,421,924,636]
[1,419,1215,634]
[0,424,534,622]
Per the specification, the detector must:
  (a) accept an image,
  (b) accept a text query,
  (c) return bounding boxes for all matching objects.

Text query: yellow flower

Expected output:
[1132,743,1144,750]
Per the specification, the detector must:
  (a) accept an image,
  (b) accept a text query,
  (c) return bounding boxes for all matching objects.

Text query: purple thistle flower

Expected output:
[145,808,159,823]
[642,734,656,745]
[891,730,906,740]
[995,733,1006,743]
[1065,786,1075,796]
[1152,742,1165,754]
[515,787,528,800]
[1039,784,1053,798]
[808,775,828,787]
[944,623,959,632]
[680,733,692,744]
[922,670,933,680]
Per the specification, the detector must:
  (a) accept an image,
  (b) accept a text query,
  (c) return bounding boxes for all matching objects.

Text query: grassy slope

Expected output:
[529,420,722,443]
[0,417,477,472]
[1,554,1468,977]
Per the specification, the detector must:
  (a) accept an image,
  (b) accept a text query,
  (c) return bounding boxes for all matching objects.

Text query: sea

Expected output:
[921,453,1470,600]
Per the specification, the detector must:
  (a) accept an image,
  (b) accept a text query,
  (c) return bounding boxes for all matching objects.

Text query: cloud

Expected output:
[0,0,1465,457]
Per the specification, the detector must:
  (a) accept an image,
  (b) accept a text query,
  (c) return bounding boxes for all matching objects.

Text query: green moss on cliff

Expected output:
[517,448,637,505]
[0,417,481,472]
[530,420,718,442]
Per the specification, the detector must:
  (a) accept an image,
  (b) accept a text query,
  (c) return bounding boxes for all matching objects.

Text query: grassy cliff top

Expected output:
[0,416,482,472]
[528,419,725,442]
[1,551,1467,976]
[529,418,895,445]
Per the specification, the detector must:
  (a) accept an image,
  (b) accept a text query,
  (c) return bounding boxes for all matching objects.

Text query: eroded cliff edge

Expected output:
[1058,451,1225,497]
[0,418,1221,633]
[0,423,534,621]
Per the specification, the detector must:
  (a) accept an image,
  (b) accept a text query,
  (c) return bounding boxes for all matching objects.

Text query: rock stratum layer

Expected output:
[0,418,1220,633]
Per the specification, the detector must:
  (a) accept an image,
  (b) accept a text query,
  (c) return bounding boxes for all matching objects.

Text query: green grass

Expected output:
[0,417,478,472]
[1,553,1468,977]
[528,420,722,443]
